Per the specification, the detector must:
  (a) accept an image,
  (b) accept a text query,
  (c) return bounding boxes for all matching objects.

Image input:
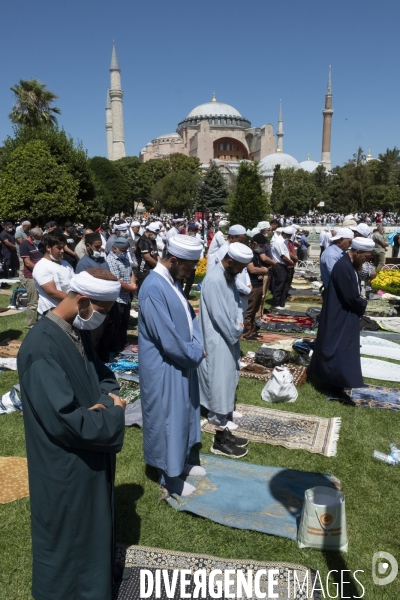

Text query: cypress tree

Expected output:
[229,161,267,228]
[199,160,228,212]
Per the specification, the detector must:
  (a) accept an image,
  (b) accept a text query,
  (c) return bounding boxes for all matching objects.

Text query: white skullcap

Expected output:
[247,227,260,238]
[257,221,270,230]
[342,218,357,227]
[227,242,253,264]
[69,271,121,301]
[146,223,160,232]
[172,217,185,223]
[228,224,246,235]
[344,214,354,220]
[114,222,128,231]
[276,227,283,232]
[351,237,375,251]
[282,226,295,234]
[349,223,371,237]
[218,219,227,227]
[167,235,203,260]
[131,220,140,227]
[330,227,354,242]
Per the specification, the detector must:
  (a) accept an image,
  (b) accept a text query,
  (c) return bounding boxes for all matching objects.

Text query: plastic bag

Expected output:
[261,366,298,403]
[298,486,348,552]
[255,347,290,368]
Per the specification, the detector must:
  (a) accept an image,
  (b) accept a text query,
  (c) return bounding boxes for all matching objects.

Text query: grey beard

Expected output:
[224,269,235,285]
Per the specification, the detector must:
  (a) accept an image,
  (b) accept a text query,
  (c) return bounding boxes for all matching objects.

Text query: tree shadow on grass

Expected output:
[0,328,24,342]
[115,483,143,546]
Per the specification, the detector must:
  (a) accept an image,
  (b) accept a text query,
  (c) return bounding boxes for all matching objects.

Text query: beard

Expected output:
[353,255,366,271]
[224,267,236,284]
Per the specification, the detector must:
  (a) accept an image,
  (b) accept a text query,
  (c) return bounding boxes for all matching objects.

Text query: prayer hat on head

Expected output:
[173,217,185,223]
[342,218,357,227]
[349,223,371,238]
[131,220,140,227]
[227,242,253,264]
[247,227,260,238]
[257,221,270,230]
[282,226,295,235]
[168,235,203,260]
[351,237,375,251]
[219,219,227,227]
[146,223,160,232]
[330,227,354,242]
[114,222,129,231]
[69,271,121,301]
[228,224,246,235]
[112,237,130,249]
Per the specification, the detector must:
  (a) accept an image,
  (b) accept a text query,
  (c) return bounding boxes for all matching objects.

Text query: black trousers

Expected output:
[115,303,131,352]
[283,268,294,298]
[183,269,196,299]
[271,264,288,307]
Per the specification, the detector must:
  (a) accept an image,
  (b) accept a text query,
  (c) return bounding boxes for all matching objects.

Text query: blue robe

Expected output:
[309,252,367,388]
[198,262,243,415]
[138,271,204,476]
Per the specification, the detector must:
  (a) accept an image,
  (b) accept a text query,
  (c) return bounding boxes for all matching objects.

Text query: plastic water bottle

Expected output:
[389,444,400,463]
[373,450,396,465]
[388,307,394,317]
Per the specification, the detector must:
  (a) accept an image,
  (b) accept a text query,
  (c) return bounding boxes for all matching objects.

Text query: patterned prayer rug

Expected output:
[240,356,308,386]
[0,457,29,504]
[262,314,314,327]
[0,340,22,358]
[113,544,322,600]
[328,384,400,411]
[201,404,340,457]
[288,295,322,304]
[166,455,339,542]
[119,380,141,404]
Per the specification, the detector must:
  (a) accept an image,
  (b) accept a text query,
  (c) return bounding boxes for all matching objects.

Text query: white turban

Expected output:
[69,271,121,301]
[131,220,140,227]
[167,235,203,260]
[330,227,354,242]
[247,227,260,238]
[227,242,253,264]
[349,223,371,238]
[146,223,160,232]
[257,221,270,230]
[172,217,185,223]
[351,237,375,251]
[228,224,246,235]
[114,222,128,231]
[282,226,295,235]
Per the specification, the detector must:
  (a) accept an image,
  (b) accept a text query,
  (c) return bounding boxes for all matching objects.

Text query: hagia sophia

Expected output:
[105,42,335,191]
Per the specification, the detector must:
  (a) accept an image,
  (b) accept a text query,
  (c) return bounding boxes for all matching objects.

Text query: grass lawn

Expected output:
[1,293,400,599]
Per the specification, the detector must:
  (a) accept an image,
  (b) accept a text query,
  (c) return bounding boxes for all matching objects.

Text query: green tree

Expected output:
[270,164,284,213]
[0,140,80,221]
[114,156,143,212]
[156,171,200,215]
[229,161,267,228]
[88,157,131,216]
[137,159,171,209]
[9,79,61,127]
[279,169,317,215]
[199,161,228,212]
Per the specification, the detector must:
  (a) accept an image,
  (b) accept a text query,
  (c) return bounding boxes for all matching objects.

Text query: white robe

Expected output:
[198,262,243,415]
[207,231,225,271]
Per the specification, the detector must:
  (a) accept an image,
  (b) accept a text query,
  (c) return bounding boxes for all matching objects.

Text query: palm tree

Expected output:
[9,79,61,127]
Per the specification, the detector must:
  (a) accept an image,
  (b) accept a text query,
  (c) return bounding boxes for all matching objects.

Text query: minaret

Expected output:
[321,66,333,171]
[276,99,284,153]
[105,90,113,160]
[109,41,126,160]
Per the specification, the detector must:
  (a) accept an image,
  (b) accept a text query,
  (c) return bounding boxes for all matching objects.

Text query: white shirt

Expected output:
[166,226,179,240]
[207,231,225,270]
[33,258,73,314]
[271,236,290,264]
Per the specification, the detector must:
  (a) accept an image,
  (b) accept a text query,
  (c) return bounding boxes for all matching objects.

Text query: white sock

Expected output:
[232,410,242,419]
[226,420,238,430]
[162,475,196,497]
[182,464,206,477]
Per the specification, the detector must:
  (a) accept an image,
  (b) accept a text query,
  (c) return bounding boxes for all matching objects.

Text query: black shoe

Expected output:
[214,427,248,447]
[211,437,248,459]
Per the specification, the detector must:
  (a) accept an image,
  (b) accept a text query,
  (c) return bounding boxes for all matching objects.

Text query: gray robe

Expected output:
[198,262,243,414]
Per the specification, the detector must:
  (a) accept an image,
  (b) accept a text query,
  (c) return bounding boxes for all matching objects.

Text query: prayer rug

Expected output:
[360,330,400,341]
[361,357,400,382]
[166,454,339,542]
[124,401,143,427]
[119,380,141,403]
[240,356,308,386]
[0,457,29,504]
[0,308,21,317]
[360,336,400,361]
[201,404,340,457]
[376,317,400,333]
[261,338,298,352]
[328,384,400,411]
[0,340,22,358]
[262,314,314,327]
[253,333,303,343]
[113,544,322,600]
[288,295,322,304]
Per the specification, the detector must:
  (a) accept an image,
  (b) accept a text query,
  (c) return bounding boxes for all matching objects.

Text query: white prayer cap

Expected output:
[247,227,260,238]
[167,235,203,260]
[131,220,141,227]
[114,222,129,231]
[282,226,295,235]
[349,223,371,237]
[344,214,354,221]
[172,217,185,223]
[146,223,160,232]
[228,224,246,235]
[276,227,283,232]
[351,237,375,251]
[227,242,253,264]
[342,218,357,227]
[257,221,270,230]
[218,219,227,227]
[330,227,354,242]
[69,271,121,301]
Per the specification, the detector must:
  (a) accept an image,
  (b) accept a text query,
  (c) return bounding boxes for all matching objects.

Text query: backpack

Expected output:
[10,287,27,309]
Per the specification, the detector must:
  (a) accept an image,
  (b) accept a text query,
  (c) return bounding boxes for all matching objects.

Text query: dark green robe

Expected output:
[17,317,125,600]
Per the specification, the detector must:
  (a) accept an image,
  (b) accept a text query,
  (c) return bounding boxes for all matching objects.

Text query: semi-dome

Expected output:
[259,152,300,176]
[154,133,182,141]
[299,159,321,173]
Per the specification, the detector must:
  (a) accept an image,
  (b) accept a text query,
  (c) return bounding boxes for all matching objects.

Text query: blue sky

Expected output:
[0,0,398,168]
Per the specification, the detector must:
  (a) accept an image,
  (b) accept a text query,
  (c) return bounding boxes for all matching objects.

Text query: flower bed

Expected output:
[371,270,400,295]
[194,257,207,283]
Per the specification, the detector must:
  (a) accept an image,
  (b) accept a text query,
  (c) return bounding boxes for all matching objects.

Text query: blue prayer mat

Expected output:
[167,454,338,541]
[328,384,400,412]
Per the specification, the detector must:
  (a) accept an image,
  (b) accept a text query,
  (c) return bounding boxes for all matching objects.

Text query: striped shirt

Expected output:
[106,251,132,304]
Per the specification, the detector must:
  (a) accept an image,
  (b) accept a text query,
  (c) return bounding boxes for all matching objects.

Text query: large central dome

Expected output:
[187,101,242,119]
